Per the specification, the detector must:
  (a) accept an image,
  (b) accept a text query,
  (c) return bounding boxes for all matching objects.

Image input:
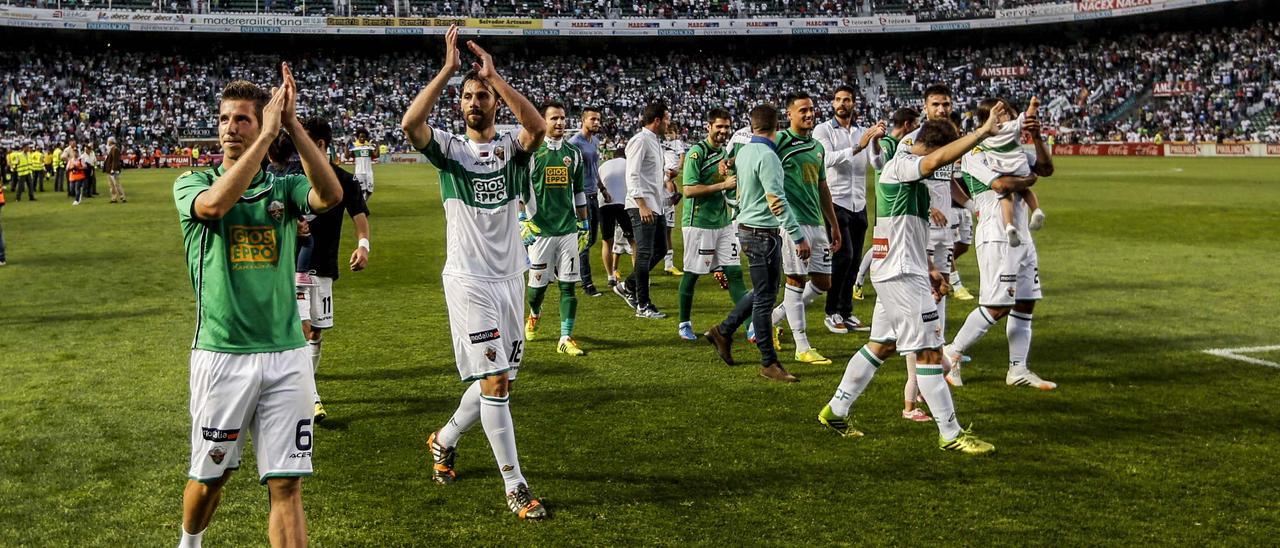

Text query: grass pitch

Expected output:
[1,157,1278,545]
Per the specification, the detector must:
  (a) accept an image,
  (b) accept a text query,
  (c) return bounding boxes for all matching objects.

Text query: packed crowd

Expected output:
[7,0,1065,20]
[1,19,1276,156]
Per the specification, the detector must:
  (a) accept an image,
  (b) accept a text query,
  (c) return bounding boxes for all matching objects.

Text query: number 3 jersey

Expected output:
[418,127,535,281]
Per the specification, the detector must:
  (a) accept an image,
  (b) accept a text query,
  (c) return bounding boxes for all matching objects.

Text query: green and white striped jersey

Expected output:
[870,154,932,283]
[418,127,534,281]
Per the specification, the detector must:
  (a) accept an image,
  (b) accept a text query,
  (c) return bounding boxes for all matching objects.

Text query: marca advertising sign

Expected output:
[996,3,1079,18]
[325,16,538,29]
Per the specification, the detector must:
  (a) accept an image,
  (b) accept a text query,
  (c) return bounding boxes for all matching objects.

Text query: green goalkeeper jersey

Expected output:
[874,135,901,177]
[775,128,826,227]
[528,139,585,236]
[173,166,313,354]
[680,139,733,229]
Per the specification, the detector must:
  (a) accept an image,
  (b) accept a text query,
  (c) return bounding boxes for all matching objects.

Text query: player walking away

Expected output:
[597,148,636,287]
[817,110,1006,454]
[402,25,549,521]
[676,108,747,341]
[945,97,1057,391]
[764,92,842,366]
[105,137,126,203]
[662,123,685,276]
[616,102,671,319]
[351,128,378,200]
[814,84,884,335]
[267,120,373,423]
[173,65,343,548]
[568,106,605,297]
[704,104,809,383]
[522,101,590,357]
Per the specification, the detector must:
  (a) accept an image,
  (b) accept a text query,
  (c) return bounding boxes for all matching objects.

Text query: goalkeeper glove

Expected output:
[577,219,591,252]
[518,212,539,247]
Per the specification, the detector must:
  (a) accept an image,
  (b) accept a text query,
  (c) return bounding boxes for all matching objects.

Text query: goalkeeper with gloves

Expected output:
[520,102,591,356]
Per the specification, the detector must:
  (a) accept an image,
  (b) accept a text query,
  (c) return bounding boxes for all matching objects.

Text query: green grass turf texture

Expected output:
[1,157,1278,545]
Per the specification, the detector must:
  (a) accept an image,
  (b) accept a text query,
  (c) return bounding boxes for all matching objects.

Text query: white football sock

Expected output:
[309,339,322,402]
[438,381,482,448]
[664,249,675,269]
[801,280,825,306]
[935,293,947,335]
[1007,311,1033,374]
[782,284,810,352]
[951,307,997,354]
[179,526,204,548]
[480,394,526,492]
[949,269,962,286]
[911,353,961,440]
[828,346,883,416]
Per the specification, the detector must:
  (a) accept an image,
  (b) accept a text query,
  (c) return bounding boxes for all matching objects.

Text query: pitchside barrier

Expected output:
[1051,143,1280,157]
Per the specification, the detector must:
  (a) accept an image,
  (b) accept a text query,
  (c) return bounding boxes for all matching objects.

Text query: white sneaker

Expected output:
[1006,225,1021,247]
[824,314,848,334]
[1006,369,1057,391]
[845,315,870,332]
[1029,209,1046,231]
[72,200,80,206]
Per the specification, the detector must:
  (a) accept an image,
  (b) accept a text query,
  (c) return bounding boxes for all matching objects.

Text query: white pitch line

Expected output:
[1203,345,1280,369]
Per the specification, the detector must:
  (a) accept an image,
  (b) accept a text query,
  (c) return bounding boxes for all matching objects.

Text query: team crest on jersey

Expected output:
[689,150,699,159]
[268,200,285,221]
[562,156,573,167]
[1008,287,1016,297]
[485,346,498,362]
[494,147,505,161]
[208,446,226,465]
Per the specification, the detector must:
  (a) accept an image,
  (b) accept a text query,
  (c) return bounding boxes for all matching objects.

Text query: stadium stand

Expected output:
[2,19,1276,160]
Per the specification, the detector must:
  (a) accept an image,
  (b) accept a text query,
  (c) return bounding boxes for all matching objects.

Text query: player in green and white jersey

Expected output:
[350,127,377,199]
[818,107,1006,455]
[767,92,842,366]
[675,108,747,341]
[521,101,590,356]
[401,26,549,521]
[173,66,344,548]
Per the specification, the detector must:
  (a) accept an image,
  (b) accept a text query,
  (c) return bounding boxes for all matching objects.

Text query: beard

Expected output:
[464,111,493,131]
[835,108,851,118]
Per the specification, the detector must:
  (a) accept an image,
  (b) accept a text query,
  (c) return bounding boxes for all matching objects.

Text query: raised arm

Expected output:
[921,102,1007,176]
[990,173,1039,195]
[466,40,545,152]
[192,84,288,221]
[278,63,341,213]
[401,25,462,151]
[1024,115,1055,177]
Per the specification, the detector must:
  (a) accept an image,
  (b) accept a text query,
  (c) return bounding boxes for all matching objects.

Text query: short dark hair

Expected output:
[707,108,732,124]
[613,147,626,159]
[890,107,919,128]
[949,111,963,129]
[460,70,495,94]
[302,117,332,147]
[833,84,857,98]
[582,106,602,115]
[923,83,952,101]
[220,80,271,123]
[918,119,960,149]
[974,97,1011,125]
[641,102,668,126]
[355,127,370,140]
[542,101,567,115]
[749,104,778,132]
[784,91,812,109]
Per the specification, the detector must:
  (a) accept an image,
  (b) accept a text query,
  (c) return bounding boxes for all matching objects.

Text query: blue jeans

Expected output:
[624,209,667,309]
[718,227,784,365]
[578,196,600,286]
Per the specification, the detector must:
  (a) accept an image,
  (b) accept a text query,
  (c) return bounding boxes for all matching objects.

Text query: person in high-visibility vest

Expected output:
[29,147,45,193]
[15,143,34,201]
[66,143,86,205]
[52,145,64,193]
[3,147,17,192]
[190,145,200,167]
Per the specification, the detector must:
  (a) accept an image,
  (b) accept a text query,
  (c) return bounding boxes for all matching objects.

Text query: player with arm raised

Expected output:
[522,101,590,357]
[174,63,343,548]
[401,25,549,521]
[817,105,1007,455]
